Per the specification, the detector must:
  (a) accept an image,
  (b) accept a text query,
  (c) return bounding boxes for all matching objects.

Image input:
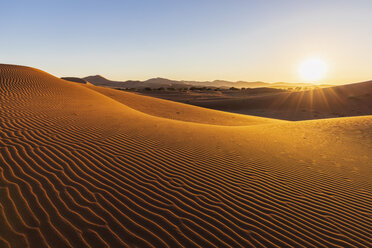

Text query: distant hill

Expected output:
[180,80,271,88]
[83,75,111,85]
[61,77,88,84]
[80,75,325,89]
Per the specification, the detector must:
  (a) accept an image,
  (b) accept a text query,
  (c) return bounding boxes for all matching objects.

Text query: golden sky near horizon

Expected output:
[1,0,371,85]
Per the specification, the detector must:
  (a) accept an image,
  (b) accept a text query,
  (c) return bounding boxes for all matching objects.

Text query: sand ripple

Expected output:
[1,64,371,247]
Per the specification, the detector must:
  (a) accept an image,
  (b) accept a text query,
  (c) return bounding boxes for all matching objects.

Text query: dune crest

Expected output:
[84,84,285,126]
[1,64,371,247]
[193,80,372,120]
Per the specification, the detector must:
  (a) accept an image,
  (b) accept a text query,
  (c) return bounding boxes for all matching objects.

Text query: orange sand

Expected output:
[188,81,372,120]
[1,64,371,247]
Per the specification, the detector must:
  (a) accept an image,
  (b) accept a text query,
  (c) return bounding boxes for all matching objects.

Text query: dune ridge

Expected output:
[83,84,285,126]
[1,64,371,247]
[170,80,372,121]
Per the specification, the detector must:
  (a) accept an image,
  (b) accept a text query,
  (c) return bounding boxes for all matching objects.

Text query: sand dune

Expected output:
[84,84,285,126]
[180,81,372,120]
[1,64,371,247]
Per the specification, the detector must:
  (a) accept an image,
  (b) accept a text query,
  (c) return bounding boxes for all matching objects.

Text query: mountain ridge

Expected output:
[80,75,332,89]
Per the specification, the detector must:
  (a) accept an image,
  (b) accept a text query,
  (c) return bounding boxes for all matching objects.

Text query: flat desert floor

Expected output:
[1,64,371,247]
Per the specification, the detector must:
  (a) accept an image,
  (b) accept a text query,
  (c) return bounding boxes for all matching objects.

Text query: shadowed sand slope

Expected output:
[195,81,372,120]
[0,64,371,248]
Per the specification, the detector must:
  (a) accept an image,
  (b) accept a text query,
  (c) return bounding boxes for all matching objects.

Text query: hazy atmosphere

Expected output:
[1,0,371,84]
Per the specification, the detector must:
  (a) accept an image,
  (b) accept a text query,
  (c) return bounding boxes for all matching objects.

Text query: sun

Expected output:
[298,58,327,82]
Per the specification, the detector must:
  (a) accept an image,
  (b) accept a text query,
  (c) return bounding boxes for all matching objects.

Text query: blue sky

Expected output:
[1,0,371,84]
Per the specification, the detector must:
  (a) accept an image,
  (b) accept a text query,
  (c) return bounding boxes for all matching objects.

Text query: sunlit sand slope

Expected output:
[1,64,371,248]
[196,81,372,120]
[84,84,284,126]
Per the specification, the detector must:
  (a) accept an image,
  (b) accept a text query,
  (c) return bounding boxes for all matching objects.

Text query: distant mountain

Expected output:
[144,77,175,85]
[83,75,111,85]
[82,75,144,88]
[178,80,270,88]
[80,75,320,89]
[61,77,88,84]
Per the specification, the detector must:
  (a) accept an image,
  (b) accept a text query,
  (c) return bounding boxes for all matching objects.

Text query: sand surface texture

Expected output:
[191,81,372,120]
[1,64,371,247]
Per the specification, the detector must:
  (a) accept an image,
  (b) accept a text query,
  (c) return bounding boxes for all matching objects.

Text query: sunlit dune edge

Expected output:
[1,64,371,247]
[180,80,372,121]
[83,83,286,126]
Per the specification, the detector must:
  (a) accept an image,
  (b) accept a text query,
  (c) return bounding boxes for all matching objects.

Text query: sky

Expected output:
[0,0,371,84]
